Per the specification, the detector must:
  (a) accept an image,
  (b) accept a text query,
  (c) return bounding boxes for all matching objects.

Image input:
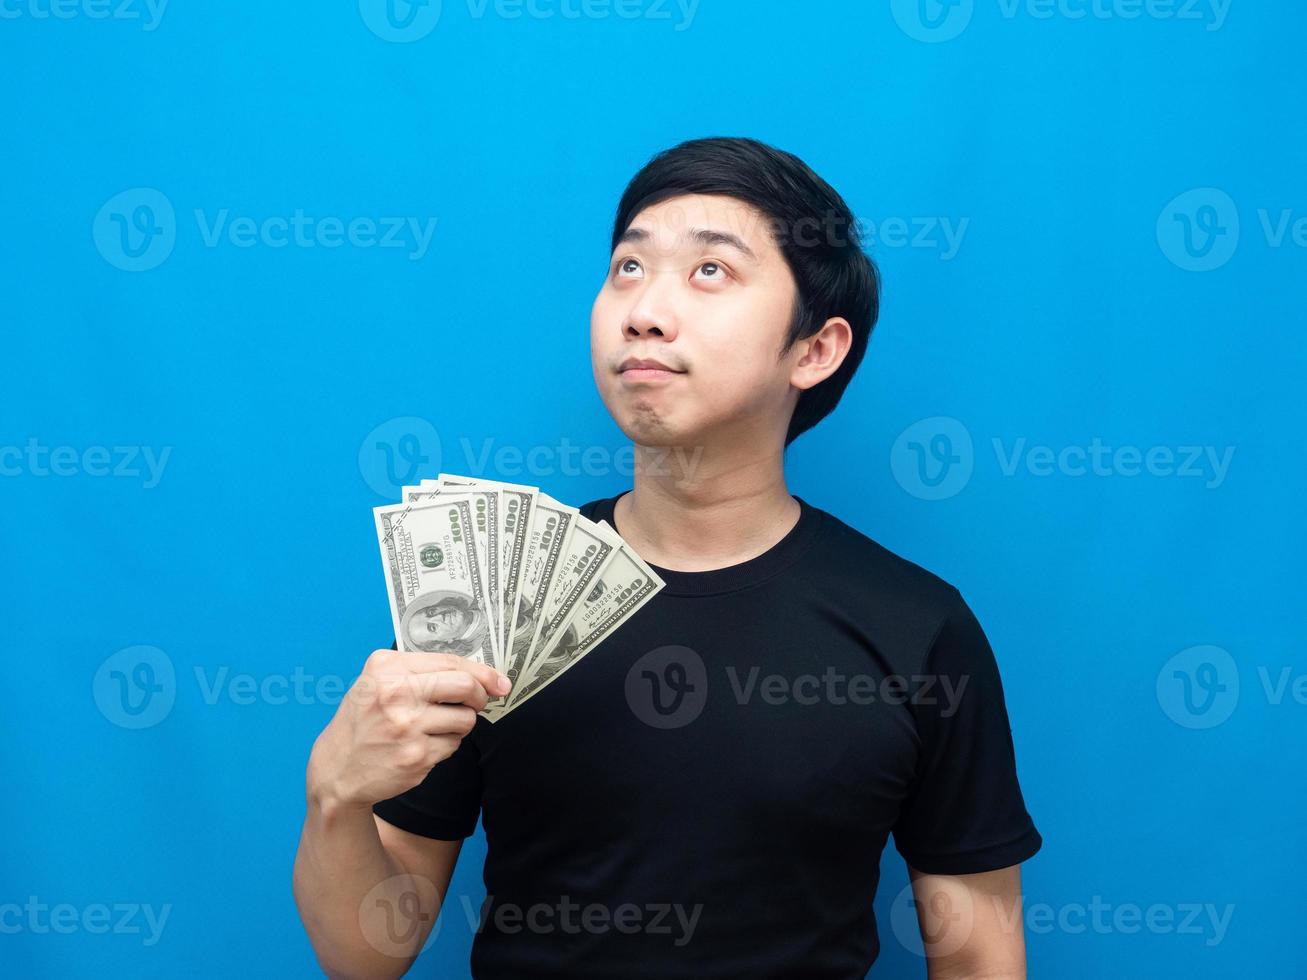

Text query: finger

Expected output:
[413,670,492,711]
[400,652,510,696]
[417,703,480,738]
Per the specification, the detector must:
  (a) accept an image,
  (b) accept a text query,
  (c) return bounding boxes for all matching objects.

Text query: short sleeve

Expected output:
[370,640,484,840]
[891,590,1042,874]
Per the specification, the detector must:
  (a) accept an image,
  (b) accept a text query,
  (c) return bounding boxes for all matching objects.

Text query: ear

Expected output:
[791,317,853,391]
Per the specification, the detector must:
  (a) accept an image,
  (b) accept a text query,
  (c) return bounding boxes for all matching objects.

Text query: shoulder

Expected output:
[814,506,963,611]
[807,505,975,672]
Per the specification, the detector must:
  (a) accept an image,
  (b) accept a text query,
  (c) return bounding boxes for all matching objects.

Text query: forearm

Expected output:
[926,964,1025,980]
[291,651,498,977]
[292,783,422,980]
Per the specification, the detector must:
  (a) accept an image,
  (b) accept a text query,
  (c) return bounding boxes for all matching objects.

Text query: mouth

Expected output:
[619,357,686,379]
[620,367,684,383]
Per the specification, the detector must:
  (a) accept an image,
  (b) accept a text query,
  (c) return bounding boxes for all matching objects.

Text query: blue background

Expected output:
[2,1,1302,977]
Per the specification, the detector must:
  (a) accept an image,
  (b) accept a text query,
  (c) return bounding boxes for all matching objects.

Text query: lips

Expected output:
[620,357,684,373]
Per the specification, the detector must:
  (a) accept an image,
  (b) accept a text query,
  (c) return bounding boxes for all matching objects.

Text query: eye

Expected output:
[615,257,643,279]
[694,261,728,281]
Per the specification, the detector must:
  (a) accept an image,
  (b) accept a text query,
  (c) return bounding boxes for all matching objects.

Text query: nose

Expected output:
[622,271,680,342]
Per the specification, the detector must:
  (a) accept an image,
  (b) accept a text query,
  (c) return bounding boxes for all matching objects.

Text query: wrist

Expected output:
[306,735,368,818]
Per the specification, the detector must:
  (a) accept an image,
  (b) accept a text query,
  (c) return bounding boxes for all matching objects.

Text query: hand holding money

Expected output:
[373,474,665,721]
[306,649,511,810]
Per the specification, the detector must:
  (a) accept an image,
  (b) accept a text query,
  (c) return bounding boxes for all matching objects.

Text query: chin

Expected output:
[613,409,686,447]
[625,405,723,450]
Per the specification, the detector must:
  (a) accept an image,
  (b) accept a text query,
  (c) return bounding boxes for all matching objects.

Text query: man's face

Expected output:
[590,193,802,449]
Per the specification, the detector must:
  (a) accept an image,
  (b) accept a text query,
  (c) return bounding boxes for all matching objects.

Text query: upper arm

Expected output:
[891,589,1042,874]
[907,862,1027,980]
[374,814,464,908]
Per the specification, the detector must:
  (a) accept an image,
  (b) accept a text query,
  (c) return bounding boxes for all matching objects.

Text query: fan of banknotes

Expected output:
[373,473,665,721]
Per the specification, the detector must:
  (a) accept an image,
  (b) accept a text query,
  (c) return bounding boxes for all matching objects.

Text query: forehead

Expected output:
[618,194,780,263]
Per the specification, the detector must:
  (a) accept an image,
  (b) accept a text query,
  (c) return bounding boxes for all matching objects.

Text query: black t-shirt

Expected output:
[374,491,1042,978]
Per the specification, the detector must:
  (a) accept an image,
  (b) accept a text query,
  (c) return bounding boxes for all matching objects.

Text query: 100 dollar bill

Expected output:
[484,534,664,721]
[375,496,497,667]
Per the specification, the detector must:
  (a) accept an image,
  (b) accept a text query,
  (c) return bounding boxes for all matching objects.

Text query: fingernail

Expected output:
[497,674,511,695]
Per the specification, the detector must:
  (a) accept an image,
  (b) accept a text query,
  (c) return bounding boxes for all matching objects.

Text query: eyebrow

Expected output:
[616,225,759,264]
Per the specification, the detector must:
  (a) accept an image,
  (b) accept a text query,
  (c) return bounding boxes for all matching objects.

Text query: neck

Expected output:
[614,440,801,573]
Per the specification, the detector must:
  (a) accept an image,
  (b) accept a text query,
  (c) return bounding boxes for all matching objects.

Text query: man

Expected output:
[294,136,1042,978]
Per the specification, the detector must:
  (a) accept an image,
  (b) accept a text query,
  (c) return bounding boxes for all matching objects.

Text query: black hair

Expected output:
[609,136,880,447]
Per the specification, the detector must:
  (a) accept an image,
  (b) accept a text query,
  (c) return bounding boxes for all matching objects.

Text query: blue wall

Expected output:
[2,2,1301,977]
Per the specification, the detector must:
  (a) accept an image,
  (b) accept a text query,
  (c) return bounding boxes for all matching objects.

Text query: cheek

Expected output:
[590,295,615,357]
[685,360,754,415]
[691,343,788,420]
[591,285,620,330]
[592,296,632,389]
